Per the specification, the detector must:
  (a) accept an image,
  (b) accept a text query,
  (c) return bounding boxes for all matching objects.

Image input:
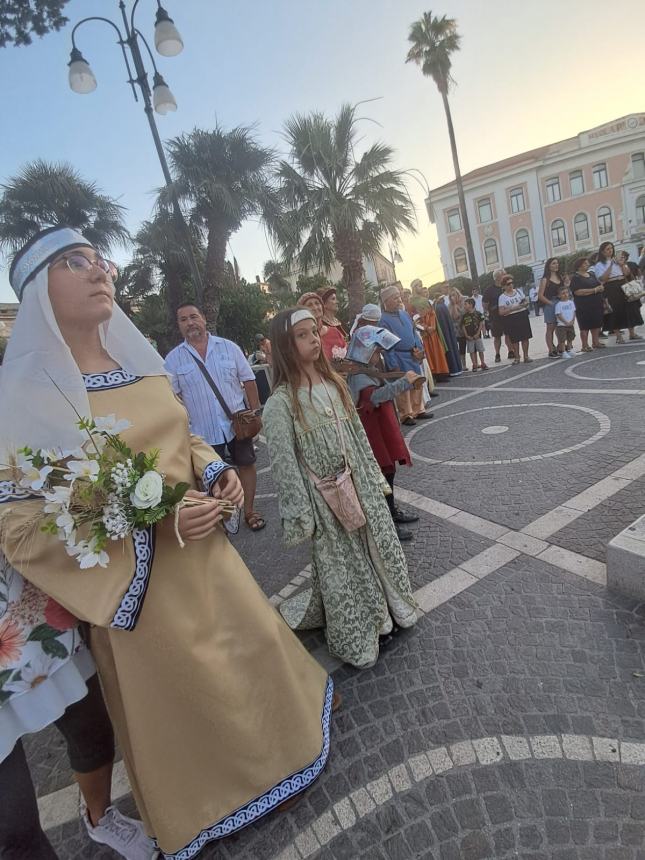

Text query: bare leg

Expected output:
[505,335,514,356]
[521,339,530,360]
[75,762,112,827]
[493,335,501,356]
[238,464,257,518]
[580,329,589,349]
[591,328,601,348]
[546,323,555,352]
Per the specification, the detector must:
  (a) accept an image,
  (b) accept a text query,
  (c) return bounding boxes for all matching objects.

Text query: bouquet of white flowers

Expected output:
[13,414,231,569]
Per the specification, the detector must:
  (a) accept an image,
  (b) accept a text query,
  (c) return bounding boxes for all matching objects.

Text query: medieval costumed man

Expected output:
[378,285,433,426]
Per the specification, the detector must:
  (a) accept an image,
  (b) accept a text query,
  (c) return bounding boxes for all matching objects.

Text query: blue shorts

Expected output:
[543,304,556,325]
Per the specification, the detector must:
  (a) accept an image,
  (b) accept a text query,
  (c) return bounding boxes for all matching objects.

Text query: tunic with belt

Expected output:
[379,310,423,374]
[0,370,331,859]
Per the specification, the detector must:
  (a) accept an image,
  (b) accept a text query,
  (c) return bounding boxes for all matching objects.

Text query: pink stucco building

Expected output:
[426,113,645,281]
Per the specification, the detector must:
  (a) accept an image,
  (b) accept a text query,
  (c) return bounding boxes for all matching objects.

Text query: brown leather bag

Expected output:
[189,353,262,441]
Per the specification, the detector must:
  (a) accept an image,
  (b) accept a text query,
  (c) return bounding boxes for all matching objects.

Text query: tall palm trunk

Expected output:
[203,224,228,330]
[441,90,479,286]
[334,229,365,317]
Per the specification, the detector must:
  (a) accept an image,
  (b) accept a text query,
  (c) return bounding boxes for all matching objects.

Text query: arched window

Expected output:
[515,229,531,257]
[454,247,468,274]
[598,207,613,236]
[574,213,590,242]
[551,219,567,248]
[483,238,499,265]
[636,195,645,226]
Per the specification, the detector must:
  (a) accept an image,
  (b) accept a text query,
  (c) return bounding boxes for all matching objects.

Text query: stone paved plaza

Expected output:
[33,335,645,859]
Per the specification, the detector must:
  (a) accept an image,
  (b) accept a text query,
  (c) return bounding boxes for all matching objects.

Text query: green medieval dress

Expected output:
[263,382,417,668]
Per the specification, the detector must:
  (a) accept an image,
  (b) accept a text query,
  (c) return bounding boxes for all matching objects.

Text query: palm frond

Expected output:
[266,103,415,300]
[0,160,129,257]
[406,11,461,92]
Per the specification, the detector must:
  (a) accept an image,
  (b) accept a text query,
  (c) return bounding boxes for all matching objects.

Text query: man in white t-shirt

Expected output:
[554,285,576,357]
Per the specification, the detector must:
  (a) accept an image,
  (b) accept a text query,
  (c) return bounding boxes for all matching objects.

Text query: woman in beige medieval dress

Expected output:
[0,227,333,859]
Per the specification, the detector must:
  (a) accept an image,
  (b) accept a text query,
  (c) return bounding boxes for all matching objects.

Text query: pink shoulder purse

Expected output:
[301,381,366,532]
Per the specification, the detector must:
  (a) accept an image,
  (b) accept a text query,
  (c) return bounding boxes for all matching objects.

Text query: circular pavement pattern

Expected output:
[481,425,509,435]
[565,347,645,382]
[407,402,611,466]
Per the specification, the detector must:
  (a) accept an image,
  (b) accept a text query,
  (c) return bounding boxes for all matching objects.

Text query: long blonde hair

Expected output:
[268,308,354,427]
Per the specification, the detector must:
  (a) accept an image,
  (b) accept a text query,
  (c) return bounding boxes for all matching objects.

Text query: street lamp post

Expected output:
[67,1,204,303]
[389,243,403,285]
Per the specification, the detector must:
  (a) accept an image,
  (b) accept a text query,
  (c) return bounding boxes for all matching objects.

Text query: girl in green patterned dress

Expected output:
[263,308,417,669]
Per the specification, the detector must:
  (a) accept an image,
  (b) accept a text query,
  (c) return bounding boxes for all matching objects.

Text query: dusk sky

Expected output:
[1,0,643,303]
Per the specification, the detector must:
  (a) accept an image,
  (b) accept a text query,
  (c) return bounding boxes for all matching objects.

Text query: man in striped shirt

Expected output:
[165,304,266,531]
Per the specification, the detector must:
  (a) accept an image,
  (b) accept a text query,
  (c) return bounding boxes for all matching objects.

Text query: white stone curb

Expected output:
[273,734,645,859]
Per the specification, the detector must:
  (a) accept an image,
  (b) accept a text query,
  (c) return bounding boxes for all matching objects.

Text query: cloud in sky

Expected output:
[1,0,643,301]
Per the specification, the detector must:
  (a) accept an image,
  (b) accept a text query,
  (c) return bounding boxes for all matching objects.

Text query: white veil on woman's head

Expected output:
[0,226,167,465]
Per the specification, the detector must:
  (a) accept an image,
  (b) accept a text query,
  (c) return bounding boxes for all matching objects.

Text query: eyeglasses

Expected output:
[51,253,118,281]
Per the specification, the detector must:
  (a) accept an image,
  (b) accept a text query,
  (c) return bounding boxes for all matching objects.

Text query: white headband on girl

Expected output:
[287,308,315,329]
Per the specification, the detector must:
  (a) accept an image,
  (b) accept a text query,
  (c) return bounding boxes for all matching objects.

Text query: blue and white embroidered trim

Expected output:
[201,460,231,496]
[0,481,40,504]
[110,526,155,631]
[82,369,141,391]
[160,677,334,859]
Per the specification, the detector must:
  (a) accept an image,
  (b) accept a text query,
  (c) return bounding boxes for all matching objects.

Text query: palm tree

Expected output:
[0,160,129,255]
[162,125,274,328]
[135,212,197,311]
[266,103,416,316]
[262,259,292,295]
[406,12,479,287]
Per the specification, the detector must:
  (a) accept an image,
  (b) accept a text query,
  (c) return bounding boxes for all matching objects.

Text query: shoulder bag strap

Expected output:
[320,379,350,472]
[187,349,234,420]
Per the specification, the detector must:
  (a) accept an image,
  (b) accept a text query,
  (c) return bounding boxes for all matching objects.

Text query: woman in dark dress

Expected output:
[618,250,644,330]
[569,258,606,351]
[592,242,643,343]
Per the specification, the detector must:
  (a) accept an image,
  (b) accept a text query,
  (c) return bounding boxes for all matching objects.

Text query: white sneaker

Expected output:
[83,805,158,860]
[562,351,573,359]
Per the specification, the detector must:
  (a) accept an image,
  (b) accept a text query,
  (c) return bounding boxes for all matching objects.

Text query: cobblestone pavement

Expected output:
[31,338,645,859]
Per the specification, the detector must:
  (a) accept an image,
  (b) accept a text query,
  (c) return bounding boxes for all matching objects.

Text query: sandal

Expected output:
[523,357,533,363]
[581,346,593,353]
[593,343,606,348]
[616,335,625,344]
[245,511,266,532]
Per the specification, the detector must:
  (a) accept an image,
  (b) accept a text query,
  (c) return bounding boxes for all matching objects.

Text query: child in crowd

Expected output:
[461,297,488,371]
[554,285,577,358]
[263,308,417,669]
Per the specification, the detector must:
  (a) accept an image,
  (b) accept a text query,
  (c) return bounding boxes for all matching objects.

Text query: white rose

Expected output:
[130,470,164,509]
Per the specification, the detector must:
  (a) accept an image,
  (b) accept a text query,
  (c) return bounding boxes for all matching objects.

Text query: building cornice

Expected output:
[430,113,645,202]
